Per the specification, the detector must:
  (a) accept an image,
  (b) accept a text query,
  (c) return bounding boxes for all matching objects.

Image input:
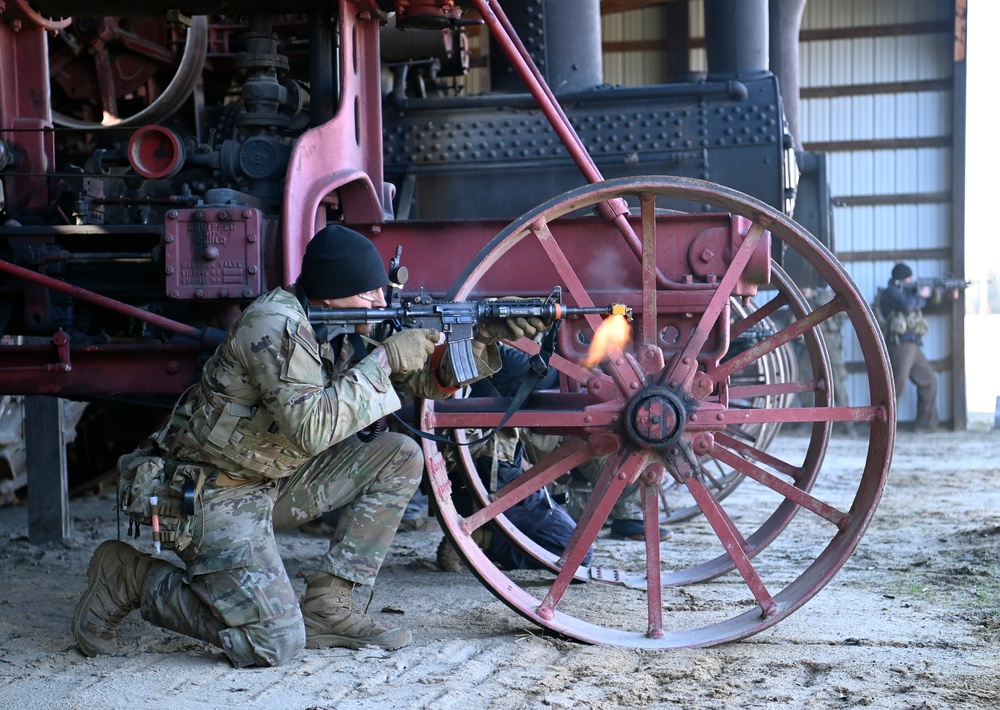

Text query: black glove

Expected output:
[475,297,553,344]
[380,328,440,376]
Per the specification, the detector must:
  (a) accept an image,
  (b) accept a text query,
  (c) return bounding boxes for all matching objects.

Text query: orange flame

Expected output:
[582,314,631,367]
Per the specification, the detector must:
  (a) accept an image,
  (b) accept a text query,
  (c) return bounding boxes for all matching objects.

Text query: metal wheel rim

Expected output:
[423,175,894,647]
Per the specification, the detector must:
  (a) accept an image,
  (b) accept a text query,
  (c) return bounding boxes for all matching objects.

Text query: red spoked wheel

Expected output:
[49,15,208,128]
[420,175,894,647]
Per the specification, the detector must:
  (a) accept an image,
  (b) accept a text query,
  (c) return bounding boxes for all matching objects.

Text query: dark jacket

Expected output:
[879,280,927,346]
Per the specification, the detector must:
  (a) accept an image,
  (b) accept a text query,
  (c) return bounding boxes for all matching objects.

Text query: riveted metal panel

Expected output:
[163,207,263,301]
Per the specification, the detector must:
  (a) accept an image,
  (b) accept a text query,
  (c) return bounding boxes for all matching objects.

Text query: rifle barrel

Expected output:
[477,301,631,321]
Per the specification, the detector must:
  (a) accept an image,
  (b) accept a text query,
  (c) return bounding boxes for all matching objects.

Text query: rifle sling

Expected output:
[391,321,561,448]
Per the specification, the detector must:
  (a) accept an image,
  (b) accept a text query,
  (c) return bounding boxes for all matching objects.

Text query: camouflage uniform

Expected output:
[137,286,499,667]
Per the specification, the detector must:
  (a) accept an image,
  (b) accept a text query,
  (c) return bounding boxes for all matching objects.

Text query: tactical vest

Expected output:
[166,291,320,480]
[872,287,929,345]
[172,388,312,479]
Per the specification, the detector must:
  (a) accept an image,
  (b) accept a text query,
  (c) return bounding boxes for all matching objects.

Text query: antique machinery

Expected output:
[0,0,893,647]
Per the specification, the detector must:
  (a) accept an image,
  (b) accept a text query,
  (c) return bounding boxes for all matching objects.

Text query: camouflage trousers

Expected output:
[140,431,422,667]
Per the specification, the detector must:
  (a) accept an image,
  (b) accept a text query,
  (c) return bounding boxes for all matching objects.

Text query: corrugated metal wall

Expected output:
[797,0,964,426]
[601,6,672,84]
[599,0,964,427]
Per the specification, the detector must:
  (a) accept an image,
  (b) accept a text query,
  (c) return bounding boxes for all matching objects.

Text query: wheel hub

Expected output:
[623,386,686,449]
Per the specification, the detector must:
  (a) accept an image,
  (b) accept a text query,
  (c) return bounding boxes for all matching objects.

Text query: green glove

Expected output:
[475,297,552,344]
[380,328,440,376]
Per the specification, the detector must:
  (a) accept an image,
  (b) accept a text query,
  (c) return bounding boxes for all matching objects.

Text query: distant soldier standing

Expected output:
[878,262,938,432]
[72,226,546,667]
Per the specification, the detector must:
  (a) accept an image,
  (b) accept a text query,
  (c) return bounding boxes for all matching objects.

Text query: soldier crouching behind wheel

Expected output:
[72,225,550,668]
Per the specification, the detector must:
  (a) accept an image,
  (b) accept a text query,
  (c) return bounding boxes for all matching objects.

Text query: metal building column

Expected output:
[25,396,70,543]
[951,0,968,430]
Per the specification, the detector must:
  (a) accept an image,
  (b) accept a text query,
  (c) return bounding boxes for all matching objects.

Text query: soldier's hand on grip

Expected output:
[476,297,553,344]
[380,328,440,376]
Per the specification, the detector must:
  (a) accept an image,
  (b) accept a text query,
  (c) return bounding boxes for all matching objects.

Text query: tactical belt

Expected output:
[214,471,255,487]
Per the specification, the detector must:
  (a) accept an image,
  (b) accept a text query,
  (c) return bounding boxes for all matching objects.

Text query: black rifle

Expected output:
[309,293,630,384]
[905,277,970,292]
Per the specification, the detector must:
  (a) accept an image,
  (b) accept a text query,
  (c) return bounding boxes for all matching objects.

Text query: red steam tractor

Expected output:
[0,0,894,648]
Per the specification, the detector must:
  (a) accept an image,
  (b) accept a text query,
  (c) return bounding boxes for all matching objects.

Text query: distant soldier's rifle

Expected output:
[904,277,970,292]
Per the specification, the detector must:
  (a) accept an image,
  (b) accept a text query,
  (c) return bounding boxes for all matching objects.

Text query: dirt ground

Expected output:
[1,421,998,710]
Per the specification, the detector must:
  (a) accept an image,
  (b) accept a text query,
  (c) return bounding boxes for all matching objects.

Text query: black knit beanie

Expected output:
[891,262,913,281]
[299,225,388,299]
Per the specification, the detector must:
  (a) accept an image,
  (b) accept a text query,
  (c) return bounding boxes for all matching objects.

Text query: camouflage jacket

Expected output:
[161,287,500,479]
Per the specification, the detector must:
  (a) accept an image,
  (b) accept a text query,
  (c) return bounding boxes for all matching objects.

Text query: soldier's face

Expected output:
[315,288,387,334]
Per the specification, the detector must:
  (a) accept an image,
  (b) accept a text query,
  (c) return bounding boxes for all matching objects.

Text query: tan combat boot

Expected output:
[72,540,155,656]
[435,526,493,573]
[301,573,411,651]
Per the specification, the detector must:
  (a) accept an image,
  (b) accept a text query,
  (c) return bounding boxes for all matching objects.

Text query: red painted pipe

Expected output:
[0,258,224,349]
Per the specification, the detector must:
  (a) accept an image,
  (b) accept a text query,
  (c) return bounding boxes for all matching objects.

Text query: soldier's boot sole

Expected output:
[304,626,411,651]
[72,540,151,656]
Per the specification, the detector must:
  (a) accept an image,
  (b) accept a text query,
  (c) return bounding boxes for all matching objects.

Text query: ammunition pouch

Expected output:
[118,447,204,551]
[906,310,929,337]
[884,309,928,344]
[887,311,908,337]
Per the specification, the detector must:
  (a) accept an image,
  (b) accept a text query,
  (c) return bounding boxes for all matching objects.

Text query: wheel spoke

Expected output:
[711,295,846,385]
[665,219,771,387]
[716,404,886,426]
[713,430,803,478]
[462,437,592,531]
[685,477,778,617]
[94,48,121,118]
[730,290,790,339]
[640,472,664,638]
[640,192,658,349]
[529,217,642,393]
[536,451,648,620]
[710,438,851,529]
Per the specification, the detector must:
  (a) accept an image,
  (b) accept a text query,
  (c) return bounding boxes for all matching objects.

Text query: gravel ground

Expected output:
[0,422,997,710]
